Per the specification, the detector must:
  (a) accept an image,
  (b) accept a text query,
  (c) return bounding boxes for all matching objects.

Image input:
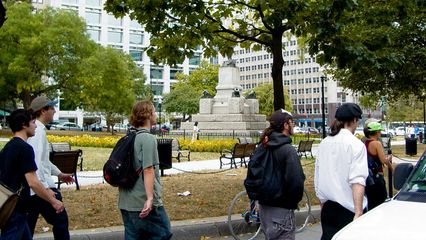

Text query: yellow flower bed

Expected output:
[47,135,120,148]
[47,135,237,152]
[179,139,237,152]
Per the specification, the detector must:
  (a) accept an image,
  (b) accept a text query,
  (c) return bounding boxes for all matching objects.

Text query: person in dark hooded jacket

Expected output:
[258,109,305,240]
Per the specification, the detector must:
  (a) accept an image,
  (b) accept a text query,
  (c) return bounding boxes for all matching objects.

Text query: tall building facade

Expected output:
[232,36,356,127]
[33,0,207,99]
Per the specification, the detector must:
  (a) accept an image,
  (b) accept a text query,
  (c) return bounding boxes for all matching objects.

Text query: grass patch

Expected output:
[34,159,319,233]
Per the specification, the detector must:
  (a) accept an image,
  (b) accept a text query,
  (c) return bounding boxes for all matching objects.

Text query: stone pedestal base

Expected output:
[181,114,267,132]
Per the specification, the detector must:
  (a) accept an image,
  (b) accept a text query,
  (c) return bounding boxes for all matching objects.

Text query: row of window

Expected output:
[239,73,272,81]
[233,40,301,55]
[284,58,315,66]
[289,87,324,95]
[283,67,320,76]
[284,77,325,85]
[292,98,328,105]
[295,108,329,115]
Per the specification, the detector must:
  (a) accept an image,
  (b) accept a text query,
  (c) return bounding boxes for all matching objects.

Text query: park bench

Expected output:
[295,140,314,158]
[237,137,254,144]
[49,149,82,190]
[240,143,257,167]
[219,143,246,169]
[171,138,190,162]
[220,143,257,169]
[50,142,84,171]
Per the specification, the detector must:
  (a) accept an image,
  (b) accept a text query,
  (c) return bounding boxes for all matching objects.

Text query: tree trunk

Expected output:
[271,32,285,111]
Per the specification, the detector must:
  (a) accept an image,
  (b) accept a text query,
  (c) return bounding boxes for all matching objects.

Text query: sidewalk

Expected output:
[34,208,322,240]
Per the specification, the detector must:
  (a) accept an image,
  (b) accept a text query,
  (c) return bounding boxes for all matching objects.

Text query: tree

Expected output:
[245,83,292,116]
[0,3,96,108]
[105,0,311,111]
[387,96,424,122]
[76,47,143,133]
[305,0,425,101]
[0,0,5,28]
[162,61,219,119]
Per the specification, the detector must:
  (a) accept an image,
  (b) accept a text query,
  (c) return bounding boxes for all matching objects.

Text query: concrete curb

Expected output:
[34,207,321,240]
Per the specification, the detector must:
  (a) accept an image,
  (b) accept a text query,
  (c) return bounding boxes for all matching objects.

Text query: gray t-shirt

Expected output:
[118,129,163,211]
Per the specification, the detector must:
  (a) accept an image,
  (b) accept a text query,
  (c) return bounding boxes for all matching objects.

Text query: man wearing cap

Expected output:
[364,121,393,210]
[27,96,74,240]
[257,109,305,240]
[314,103,368,240]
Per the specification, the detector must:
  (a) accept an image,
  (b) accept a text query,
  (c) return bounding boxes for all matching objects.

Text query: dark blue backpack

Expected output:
[103,129,145,189]
[244,144,284,201]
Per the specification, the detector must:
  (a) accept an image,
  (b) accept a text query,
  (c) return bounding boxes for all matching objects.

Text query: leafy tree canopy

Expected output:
[105,0,312,110]
[162,61,218,117]
[306,0,425,100]
[0,3,96,108]
[245,83,292,116]
[76,47,143,131]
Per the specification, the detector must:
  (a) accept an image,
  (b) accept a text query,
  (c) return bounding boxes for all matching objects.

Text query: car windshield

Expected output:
[402,153,426,193]
[395,152,426,203]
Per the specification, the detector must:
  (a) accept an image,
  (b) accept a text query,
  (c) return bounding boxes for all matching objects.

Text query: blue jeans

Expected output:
[0,211,32,240]
[27,188,70,240]
[121,206,172,240]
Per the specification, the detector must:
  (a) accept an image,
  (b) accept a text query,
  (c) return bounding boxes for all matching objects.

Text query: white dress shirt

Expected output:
[28,120,61,194]
[315,128,368,213]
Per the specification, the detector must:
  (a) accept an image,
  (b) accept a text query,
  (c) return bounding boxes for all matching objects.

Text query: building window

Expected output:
[108,30,122,43]
[150,66,163,79]
[63,0,78,4]
[170,68,183,79]
[87,27,101,42]
[129,32,143,45]
[86,0,101,6]
[263,73,268,78]
[189,53,201,65]
[85,11,101,25]
[129,47,143,61]
[240,67,244,72]
[108,14,122,26]
[151,83,164,96]
[130,20,142,29]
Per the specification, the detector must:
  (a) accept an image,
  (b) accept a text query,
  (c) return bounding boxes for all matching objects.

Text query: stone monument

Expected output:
[180,60,267,133]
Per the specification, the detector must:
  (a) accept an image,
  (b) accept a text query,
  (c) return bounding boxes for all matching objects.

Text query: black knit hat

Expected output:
[335,103,363,121]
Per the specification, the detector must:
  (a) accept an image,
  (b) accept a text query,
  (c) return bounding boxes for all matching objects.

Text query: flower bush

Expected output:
[47,135,237,152]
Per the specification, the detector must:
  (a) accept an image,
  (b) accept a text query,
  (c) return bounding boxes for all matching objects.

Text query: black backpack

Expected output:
[244,143,284,202]
[103,129,145,189]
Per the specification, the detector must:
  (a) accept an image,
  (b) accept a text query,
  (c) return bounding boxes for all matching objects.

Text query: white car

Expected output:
[52,122,82,131]
[332,150,426,240]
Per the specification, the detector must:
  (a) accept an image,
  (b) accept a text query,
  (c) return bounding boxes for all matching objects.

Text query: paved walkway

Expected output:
[4,138,417,189]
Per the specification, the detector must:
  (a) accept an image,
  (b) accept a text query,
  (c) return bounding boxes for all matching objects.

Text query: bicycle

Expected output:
[227,189,311,240]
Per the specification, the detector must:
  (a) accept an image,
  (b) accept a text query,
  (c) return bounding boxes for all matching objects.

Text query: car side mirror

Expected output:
[393,163,414,190]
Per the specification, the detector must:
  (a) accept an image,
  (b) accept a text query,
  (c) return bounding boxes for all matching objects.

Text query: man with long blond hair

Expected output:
[118,100,172,240]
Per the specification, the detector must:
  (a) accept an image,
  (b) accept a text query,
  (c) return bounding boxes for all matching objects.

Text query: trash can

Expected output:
[157,138,173,176]
[405,137,417,156]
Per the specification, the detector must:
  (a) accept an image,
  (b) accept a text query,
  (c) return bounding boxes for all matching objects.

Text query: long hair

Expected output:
[330,118,358,136]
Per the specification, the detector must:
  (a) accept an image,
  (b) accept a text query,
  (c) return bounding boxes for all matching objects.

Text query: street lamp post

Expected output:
[423,94,426,143]
[158,98,162,129]
[320,75,326,139]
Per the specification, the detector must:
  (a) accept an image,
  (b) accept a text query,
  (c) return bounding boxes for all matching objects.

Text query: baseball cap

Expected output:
[335,103,363,121]
[269,109,293,128]
[29,96,58,112]
[367,122,384,131]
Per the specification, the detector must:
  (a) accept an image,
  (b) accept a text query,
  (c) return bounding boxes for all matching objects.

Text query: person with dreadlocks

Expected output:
[257,109,305,240]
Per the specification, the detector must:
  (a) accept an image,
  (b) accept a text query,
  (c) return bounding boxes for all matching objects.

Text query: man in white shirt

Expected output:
[314,103,368,240]
[27,96,74,240]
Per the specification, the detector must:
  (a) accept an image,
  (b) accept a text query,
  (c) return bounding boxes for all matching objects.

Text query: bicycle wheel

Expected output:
[295,189,312,233]
[228,190,262,240]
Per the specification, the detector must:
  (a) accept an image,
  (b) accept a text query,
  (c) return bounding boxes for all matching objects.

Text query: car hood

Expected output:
[332,200,426,240]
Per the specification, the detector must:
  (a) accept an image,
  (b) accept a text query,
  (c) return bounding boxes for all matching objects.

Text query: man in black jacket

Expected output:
[258,109,305,240]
